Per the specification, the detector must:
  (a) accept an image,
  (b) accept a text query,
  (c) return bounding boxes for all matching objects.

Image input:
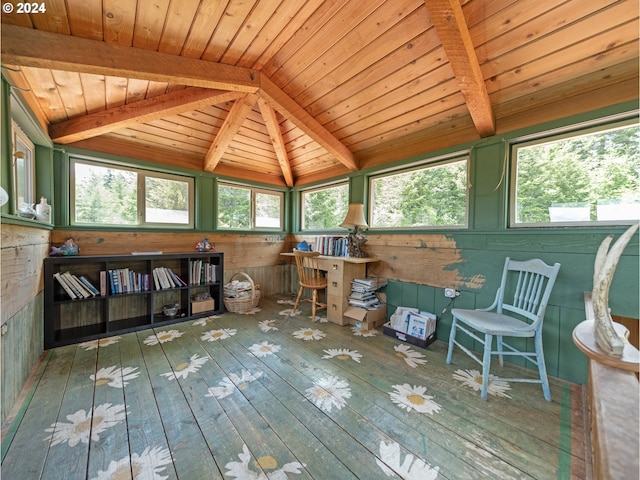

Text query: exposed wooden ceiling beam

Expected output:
[50,88,245,144]
[424,0,495,137]
[258,76,358,172]
[1,25,260,92]
[257,98,294,187]
[204,93,258,172]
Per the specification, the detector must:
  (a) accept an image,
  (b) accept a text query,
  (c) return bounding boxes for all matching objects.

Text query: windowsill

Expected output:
[1,213,54,229]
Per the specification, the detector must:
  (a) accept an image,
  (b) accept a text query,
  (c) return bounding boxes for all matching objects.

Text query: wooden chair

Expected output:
[292,249,327,322]
[446,257,561,400]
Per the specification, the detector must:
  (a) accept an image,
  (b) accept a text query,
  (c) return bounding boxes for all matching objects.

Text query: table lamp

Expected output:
[340,203,369,257]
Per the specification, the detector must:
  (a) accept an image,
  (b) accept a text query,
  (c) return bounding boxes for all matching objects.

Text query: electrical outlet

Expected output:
[444,288,460,298]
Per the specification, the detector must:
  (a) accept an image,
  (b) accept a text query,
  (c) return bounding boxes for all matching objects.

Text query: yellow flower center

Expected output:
[176,362,189,371]
[113,464,138,480]
[315,388,331,398]
[474,376,483,385]
[395,352,406,358]
[304,331,313,336]
[238,383,249,390]
[95,378,110,386]
[260,345,271,351]
[213,332,223,338]
[407,394,425,405]
[75,416,95,434]
[158,333,173,341]
[254,456,278,470]
[337,354,350,360]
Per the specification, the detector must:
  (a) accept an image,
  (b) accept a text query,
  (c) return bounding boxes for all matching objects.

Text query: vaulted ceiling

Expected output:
[2,0,638,186]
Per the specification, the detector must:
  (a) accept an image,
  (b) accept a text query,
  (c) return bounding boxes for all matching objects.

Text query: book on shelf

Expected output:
[99,271,107,296]
[54,272,77,299]
[78,275,100,296]
[62,271,93,298]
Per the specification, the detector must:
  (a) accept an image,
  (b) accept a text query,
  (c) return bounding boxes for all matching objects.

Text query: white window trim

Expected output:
[11,121,35,212]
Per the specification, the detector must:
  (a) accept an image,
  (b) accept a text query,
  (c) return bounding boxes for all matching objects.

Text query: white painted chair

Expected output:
[446,257,561,401]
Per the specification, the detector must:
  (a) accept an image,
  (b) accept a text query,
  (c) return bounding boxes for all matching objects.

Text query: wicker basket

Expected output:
[224,272,261,313]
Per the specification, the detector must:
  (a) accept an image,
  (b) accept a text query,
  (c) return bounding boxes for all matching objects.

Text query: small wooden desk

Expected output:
[281,253,378,325]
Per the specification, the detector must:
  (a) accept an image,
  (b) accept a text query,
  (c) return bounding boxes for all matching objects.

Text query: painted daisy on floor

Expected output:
[376,440,440,480]
[44,403,127,447]
[91,446,173,480]
[389,384,441,415]
[394,344,427,368]
[248,341,281,357]
[277,298,296,305]
[452,368,512,398]
[309,314,328,323]
[322,348,362,363]
[238,306,261,315]
[258,319,278,332]
[225,444,306,479]
[144,329,184,346]
[292,327,326,341]
[78,336,121,350]
[161,354,208,380]
[206,370,264,399]
[192,315,221,327]
[279,308,301,317]
[351,326,377,337]
[305,376,351,412]
[201,328,237,342]
[90,366,140,388]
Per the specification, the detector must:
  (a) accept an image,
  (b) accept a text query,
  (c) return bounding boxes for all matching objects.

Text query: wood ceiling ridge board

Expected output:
[49,87,242,144]
[306,28,444,120]
[218,0,284,66]
[292,4,433,110]
[494,59,640,118]
[285,0,427,100]
[268,0,387,88]
[131,0,171,50]
[236,0,315,70]
[67,0,103,41]
[30,1,71,34]
[424,0,495,137]
[346,103,472,152]
[102,1,137,46]
[20,67,67,122]
[323,64,458,134]
[0,25,261,93]
[484,21,639,94]
[479,0,637,76]
[490,45,639,106]
[259,0,354,77]
[178,0,228,58]
[258,76,357,171]
[204,92,259,171]
[156,0,201,56]
[335,90,466,146]
[200,0,259,63]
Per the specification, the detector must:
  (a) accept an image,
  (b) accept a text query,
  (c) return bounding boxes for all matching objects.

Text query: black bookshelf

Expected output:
[44,252,224,349]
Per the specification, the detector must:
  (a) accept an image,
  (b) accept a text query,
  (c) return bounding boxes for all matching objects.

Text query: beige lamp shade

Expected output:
[340,203,368,229]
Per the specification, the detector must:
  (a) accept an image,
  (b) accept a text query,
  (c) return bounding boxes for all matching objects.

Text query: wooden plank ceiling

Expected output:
[2,0,638,187]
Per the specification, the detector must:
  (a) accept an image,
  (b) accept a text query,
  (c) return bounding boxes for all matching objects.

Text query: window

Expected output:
[12,122,35,212]
[369,155,468,229]
[217,183,283,230]
[71,158,194,227]
[301,183,349,230]
[511,120,639,226]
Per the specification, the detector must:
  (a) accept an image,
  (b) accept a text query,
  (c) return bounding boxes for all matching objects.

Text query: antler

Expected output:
[592,223,639,355]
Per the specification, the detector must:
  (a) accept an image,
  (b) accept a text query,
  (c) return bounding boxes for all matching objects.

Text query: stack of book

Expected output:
[54,272,100,299]
[108,268,154,294]
[348,277,386,309]
[190,260,219,285]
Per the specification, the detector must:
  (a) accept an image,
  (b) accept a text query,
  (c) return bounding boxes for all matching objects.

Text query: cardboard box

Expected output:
[383,322,437,349]
[191,298,215,314]
[343,304,387,331]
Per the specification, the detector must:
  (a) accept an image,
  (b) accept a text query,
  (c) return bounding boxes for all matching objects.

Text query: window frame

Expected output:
[70,156,195,228]
[509,116,639,228]
[217,181,284,231]
[368,152,470,230]
[11,121,35,212]
[299,181,350,232]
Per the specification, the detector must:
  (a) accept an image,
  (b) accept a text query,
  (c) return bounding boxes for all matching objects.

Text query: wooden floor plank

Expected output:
[2,296,587,480]
[1,346,75,479]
